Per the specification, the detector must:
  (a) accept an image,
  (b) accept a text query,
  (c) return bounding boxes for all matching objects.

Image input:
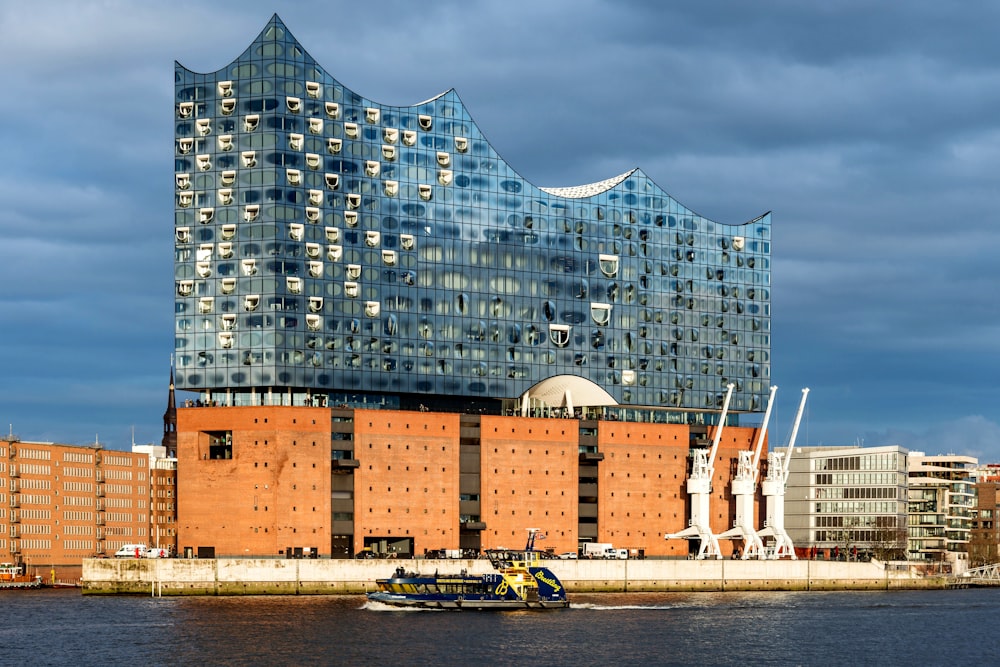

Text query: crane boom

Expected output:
[750,385,779,479]
[706,383,735,479]
[781,388,810,485]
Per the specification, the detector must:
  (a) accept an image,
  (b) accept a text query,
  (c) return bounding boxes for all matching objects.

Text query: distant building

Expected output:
[131,443,178,556]
[0,439,152,582]
[785,445,909,559]
[970,475,1000,567]
[907,452,977,568]
[169,15,775,557]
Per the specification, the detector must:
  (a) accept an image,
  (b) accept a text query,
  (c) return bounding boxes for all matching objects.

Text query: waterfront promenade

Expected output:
[82,557,942,595]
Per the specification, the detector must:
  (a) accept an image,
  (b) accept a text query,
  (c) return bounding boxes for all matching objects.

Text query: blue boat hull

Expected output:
[367,590,569,610]
[368,566,569,610]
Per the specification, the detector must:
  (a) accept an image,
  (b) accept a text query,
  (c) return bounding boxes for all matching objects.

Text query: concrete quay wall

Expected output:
[82,558,943,596]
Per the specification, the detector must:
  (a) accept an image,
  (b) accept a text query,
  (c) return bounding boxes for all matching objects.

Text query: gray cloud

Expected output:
[2,1,999,459]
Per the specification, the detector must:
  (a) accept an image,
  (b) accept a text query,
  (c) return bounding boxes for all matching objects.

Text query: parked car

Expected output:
[355,549,378,559]
[558,552,578,560]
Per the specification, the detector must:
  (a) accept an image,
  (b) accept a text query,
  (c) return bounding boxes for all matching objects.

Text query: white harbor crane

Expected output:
[719,384,779,559]
[758,387,810,559]
[665,383,735,559]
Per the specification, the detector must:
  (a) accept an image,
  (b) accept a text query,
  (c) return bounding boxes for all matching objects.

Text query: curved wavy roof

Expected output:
[174,14,764,220]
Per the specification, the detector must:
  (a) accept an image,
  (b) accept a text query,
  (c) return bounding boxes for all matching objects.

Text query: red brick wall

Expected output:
[177,407,331,557]
[352,409,461,556]
[596,422,690,556]
[175,409,765,560]
[479,416,579,553]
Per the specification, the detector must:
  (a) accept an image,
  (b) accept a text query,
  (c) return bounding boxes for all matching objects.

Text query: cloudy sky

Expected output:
[3,1,1000,458]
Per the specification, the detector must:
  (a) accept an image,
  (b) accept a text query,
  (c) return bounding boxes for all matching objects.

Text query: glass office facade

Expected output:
[173,15,771,413]
[786,446,910,556]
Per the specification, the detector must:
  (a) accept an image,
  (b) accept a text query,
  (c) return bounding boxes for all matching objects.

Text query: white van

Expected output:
[114,544,148,559]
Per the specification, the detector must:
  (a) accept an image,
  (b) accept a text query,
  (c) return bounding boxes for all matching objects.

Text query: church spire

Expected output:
[162,360,177,457]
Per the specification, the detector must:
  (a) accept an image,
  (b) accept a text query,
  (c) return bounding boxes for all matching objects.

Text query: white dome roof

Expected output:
[521,375,618,409]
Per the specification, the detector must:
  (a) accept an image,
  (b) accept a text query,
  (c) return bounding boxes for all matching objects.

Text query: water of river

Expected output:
[2,588,995,666]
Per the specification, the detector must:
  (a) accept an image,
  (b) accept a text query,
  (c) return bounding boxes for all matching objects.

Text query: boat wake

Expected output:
[362,600,443,612]
[570,602,678,611]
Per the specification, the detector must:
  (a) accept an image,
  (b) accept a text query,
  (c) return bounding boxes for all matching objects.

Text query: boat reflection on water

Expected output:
[367,528,569,610]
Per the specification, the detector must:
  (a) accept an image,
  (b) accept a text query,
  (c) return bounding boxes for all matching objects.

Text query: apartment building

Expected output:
[907,452,977,567]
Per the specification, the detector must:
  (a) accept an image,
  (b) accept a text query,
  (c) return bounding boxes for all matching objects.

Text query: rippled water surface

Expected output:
[2,588,997,666]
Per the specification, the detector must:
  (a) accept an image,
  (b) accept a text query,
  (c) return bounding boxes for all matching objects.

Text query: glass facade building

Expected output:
[786,445,910,558]
[173,15,771,415]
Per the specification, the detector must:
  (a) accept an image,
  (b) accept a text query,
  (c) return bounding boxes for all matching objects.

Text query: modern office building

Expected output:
[785,445,909,559]
[172,15,774,558]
